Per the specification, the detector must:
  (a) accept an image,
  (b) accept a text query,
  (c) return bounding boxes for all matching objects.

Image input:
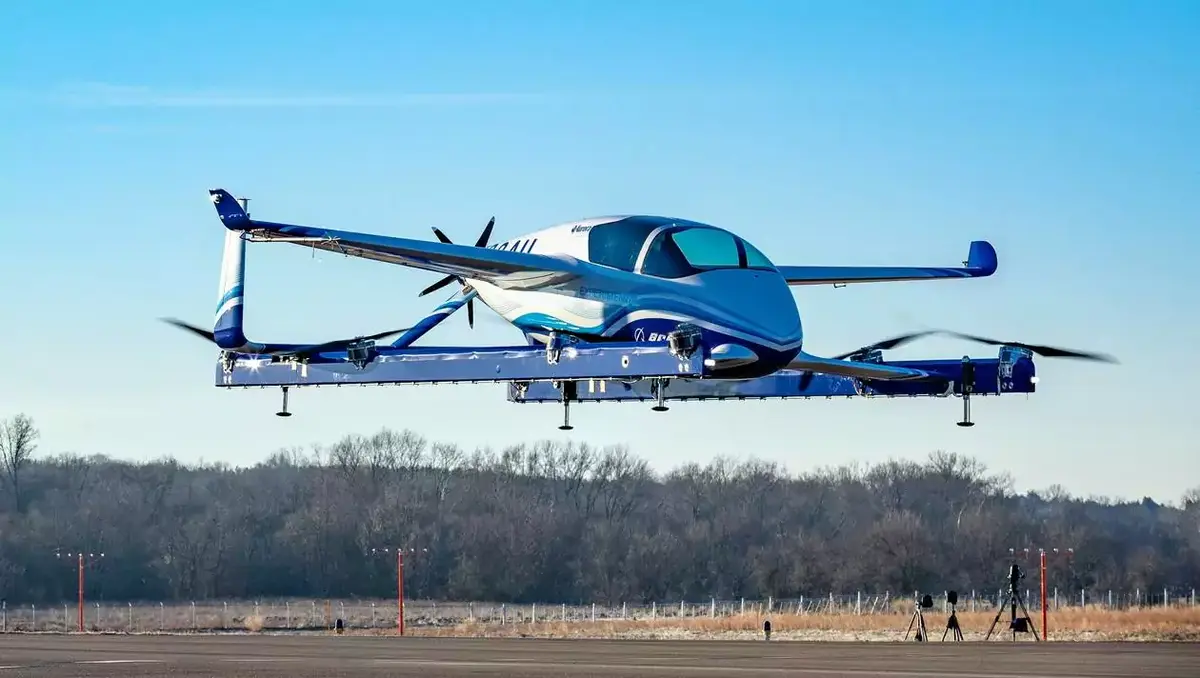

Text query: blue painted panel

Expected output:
[507,355,1036,402]
[216,342,706,387]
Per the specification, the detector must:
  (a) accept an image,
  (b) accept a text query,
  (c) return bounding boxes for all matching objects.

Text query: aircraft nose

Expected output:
[759,273,802,343]
[700,269,802,346]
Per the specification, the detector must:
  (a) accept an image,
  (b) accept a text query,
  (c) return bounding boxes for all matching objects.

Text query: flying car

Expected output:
[163,189,1114,429]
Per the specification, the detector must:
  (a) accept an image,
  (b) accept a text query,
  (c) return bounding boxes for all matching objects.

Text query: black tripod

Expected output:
[905,594,933,641]
[985,562,1041,641]
[942,590,964,641]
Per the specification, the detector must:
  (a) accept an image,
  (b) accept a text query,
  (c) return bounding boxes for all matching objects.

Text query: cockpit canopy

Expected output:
[586,216,775,279]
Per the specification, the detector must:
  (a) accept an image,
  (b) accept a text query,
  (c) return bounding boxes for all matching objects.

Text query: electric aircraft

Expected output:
[165,189,1113,421]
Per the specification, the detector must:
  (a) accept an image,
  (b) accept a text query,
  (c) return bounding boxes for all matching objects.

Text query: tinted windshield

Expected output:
[587,218,664,272]
[639,226,775,278]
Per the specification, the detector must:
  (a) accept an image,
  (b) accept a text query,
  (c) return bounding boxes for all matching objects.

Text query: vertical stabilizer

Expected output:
[214,198,249,349]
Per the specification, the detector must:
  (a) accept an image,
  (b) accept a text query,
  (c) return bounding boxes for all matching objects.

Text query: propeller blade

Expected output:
[416,217,494,326]
[474,216,495,248]
[933,330,1118,363]
[430,227,453,245]
[160,317,216,343]
[419,274,457,297]
[162,317,410,358]
[826,328,1116,364]
[278,326,412,357]
[798,370,815,391]
[831,331,938,360]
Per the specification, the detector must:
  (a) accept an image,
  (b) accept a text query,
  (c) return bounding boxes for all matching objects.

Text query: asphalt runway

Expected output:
[0,635,1196,677]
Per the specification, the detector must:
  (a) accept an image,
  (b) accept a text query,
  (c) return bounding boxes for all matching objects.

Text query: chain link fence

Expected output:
[0,587,1195,633]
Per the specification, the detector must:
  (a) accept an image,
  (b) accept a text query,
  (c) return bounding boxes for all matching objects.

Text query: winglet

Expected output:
[208,188,251,230]
[966,240,998,276]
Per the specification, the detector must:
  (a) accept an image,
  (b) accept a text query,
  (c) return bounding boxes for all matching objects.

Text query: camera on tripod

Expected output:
[941,590,964,641]
[1009,562,1025,588]
[986,559,1041,641]
[905,594,935,641]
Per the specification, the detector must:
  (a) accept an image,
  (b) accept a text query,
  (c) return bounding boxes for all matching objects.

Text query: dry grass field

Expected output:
[399,606,1200,642]
[6,599,1198,642]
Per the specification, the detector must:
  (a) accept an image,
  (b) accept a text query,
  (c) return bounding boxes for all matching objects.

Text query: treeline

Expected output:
[0,413,1197,606]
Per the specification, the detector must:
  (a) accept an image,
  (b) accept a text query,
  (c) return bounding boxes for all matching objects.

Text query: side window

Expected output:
[740,238,774,269]
[640,232,696,279]
[588,220,658,272]
[671,228,741,269]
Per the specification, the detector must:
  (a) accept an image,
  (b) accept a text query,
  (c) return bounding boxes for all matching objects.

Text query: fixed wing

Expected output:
[164,189,1113,427]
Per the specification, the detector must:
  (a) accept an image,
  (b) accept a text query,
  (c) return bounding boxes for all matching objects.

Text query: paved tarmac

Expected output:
[0,634,1196,677]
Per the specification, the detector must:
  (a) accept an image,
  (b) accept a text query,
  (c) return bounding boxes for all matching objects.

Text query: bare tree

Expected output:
[0,421,1195,606]
[0,414,38,513]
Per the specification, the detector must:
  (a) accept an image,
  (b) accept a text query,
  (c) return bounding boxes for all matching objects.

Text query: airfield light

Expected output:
[1040,547,1074,640]
[54,549,105,632]
[369,546,428,636]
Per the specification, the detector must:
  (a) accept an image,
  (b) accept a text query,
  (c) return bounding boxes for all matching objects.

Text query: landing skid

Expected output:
[509,350,1036,429]
[224,339,1036,429]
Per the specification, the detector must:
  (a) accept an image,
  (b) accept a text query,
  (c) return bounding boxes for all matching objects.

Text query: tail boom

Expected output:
[214,211,249,349]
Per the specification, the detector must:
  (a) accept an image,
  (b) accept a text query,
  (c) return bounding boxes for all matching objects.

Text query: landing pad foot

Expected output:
[276,386,292,417]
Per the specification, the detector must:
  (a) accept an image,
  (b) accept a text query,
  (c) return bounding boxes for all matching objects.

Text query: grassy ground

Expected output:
[395,607,1200,642]
[7,600,1198,641]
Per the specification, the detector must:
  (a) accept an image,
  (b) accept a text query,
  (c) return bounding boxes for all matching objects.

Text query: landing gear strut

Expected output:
[957,356,975,427]
[651,378,669,412]
[277,386,292,417]
[560,400,573,431]
[557,380,577,431]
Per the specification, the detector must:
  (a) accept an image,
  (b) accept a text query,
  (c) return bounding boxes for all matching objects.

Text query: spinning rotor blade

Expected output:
[826,329,1117,363]
[159,317,410,357]
[797,370,816,391]
[277,326,412,358]
[796,331,938,390]
[794,327,1115,390]
[161,318,216,343]
[831,331,939,360]
[931,330,1118,363]
[417,217,495,329]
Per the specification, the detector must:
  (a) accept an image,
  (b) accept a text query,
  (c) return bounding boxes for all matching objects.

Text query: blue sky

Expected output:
[1,1,1196,502]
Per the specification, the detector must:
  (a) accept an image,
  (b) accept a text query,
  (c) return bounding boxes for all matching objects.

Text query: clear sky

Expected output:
[1,1,1196,503]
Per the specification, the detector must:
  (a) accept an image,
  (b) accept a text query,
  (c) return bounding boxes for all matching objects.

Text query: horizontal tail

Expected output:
[777,240,999,286]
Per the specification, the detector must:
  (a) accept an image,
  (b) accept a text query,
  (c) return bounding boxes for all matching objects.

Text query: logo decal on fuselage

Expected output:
[633,327,671,342]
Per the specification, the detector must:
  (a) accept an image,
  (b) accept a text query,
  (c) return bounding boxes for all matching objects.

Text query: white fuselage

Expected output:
[463,216,804,378]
